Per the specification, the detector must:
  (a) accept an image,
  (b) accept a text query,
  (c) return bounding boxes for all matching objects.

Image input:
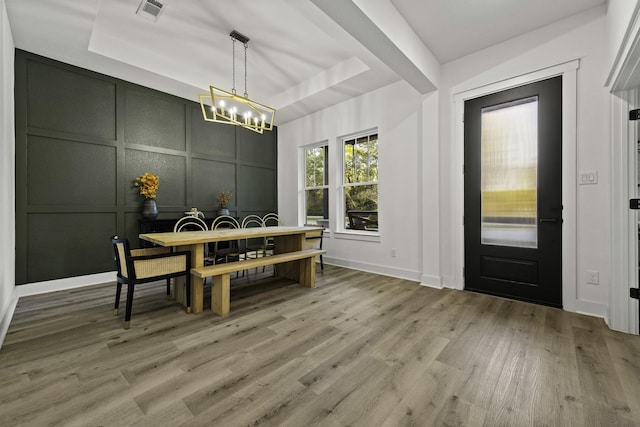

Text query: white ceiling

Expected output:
[5,0,606,125]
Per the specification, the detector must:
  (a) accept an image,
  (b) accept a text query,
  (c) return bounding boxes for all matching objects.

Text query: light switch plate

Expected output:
[579,171,598,185]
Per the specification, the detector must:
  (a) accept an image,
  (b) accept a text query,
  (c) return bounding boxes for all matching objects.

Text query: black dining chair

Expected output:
[111,236,191,329]
[242,215,269,260]
[262,212,281,256]
[211,215,246,263]
[211,215,246,278]
[304,225,324,271]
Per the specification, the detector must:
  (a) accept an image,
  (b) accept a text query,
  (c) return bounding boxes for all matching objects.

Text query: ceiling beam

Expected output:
[312,0,439,94]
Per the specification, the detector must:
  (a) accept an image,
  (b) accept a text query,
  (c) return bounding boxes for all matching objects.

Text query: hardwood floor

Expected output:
[1,265,639,426]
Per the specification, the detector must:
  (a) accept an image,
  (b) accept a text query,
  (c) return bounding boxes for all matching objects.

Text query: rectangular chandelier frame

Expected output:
[199,86,275,134]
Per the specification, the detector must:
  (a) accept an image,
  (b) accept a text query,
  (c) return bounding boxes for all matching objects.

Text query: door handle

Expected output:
[539,218,561,224]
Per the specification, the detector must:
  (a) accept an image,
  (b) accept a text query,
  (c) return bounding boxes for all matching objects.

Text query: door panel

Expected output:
[464,76,562,307]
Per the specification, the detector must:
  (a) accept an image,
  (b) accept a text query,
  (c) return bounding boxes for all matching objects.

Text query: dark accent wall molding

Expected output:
[14,50,278,285]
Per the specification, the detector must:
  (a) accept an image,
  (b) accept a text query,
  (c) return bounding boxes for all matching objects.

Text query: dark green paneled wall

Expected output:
[14,50,278,285]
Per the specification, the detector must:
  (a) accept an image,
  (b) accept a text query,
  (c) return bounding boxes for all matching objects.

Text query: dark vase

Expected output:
[218,207,230,216]
[142,198,158,219]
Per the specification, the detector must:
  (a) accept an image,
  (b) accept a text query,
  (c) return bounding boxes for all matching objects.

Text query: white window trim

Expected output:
[301,141,329,227]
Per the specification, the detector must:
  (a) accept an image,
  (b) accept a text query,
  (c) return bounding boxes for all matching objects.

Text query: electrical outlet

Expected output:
[391,248,396,257]
[587,270,599,285]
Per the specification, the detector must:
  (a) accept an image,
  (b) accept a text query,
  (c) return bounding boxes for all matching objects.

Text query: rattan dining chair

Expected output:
[111,236,191,329]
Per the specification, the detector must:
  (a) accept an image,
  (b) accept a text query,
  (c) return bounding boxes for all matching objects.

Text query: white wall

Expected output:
[278,80,433,281]
[280,5,615,319]
[0,0,17,348]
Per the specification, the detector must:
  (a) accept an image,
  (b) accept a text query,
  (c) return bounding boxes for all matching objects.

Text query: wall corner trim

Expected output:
[0,288,19,350]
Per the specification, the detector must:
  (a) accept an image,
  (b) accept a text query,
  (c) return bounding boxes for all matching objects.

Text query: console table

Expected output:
[138,218,179,247]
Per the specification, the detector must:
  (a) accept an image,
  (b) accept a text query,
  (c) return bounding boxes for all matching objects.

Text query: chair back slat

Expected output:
[174,216,208,232]
[241,214,264,228]
[211,215,240,230]
[262,213,281,226]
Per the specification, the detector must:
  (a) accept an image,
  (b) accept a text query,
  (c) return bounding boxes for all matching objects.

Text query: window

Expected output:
[342,131,378,231]
[304,144,329,226]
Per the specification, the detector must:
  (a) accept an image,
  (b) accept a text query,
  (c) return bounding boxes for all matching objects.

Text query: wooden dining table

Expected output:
[139,225,318,313]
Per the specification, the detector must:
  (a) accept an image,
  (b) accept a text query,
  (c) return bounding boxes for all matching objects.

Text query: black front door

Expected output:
[464,76,563,307]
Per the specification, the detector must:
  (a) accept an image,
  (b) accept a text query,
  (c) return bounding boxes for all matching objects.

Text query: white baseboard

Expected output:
[323,257,421,282]
[575,299,609,322]
[0,287,18,350]
[16,271,116,298]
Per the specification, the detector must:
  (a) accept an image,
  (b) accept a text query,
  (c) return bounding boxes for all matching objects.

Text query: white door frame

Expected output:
[607,3,640,334]
[609,88,639,334]
[451,60,579,312]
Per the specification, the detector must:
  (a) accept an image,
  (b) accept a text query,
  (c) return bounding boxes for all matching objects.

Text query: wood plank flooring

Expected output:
[1,265,640,426]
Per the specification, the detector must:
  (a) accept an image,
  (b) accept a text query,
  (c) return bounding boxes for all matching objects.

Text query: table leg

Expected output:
[273,233,304,281]
[190,244,205,314]
[173,245,187,305]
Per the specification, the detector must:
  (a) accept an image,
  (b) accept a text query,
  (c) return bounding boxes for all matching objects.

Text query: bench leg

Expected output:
[211,274,231,316]
[298,257,316,288]
[192,276,204,314]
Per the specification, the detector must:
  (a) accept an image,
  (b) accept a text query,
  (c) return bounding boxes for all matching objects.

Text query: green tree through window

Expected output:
[304,145,328,225]
[343,132,378,230]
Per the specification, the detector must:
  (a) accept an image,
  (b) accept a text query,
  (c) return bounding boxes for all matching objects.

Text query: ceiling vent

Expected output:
[136,0,164,22]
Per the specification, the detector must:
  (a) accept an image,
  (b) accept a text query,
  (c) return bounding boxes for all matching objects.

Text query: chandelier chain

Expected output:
[244,42,248,98]
[231,37,237,95]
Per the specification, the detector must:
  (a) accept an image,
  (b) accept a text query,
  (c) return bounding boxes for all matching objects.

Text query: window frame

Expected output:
[339,129,379,235]
[303,142,329,227]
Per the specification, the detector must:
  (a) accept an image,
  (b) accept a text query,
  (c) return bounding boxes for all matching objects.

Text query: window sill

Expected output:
[334,230,381,243]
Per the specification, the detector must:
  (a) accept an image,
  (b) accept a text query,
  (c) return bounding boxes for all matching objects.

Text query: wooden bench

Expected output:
[191,249,326,316]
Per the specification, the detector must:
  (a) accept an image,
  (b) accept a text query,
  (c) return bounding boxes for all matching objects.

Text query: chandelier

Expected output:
[199,30,275,134]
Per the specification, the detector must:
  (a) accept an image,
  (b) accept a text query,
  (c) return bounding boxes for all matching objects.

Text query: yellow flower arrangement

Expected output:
[134,172,159,199]
[217,189,232,207]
